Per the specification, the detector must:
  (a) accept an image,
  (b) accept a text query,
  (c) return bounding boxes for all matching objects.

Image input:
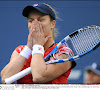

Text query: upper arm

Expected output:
[0,50,19,78]
[10,50,20,62]
[1,46,25,78]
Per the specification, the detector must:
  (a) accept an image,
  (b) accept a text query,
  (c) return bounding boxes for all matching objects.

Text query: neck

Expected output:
[44,37,55,50]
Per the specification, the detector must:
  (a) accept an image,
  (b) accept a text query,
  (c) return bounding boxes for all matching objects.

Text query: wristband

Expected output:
[32,44,44,56]
[20,46,32,59]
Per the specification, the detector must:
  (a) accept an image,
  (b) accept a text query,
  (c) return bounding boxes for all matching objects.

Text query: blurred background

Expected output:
[0,1,100,84]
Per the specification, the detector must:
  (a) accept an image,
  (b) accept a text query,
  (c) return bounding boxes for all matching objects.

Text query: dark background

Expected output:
[0,1,100,84]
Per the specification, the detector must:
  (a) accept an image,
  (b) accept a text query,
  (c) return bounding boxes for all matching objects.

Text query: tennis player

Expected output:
[1,3,76,84]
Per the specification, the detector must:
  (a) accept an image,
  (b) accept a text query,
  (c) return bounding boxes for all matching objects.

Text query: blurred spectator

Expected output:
[84,62,100,84]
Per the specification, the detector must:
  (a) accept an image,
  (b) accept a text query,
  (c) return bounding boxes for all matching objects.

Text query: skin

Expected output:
[1,11,72,84]
[85,70,100,84]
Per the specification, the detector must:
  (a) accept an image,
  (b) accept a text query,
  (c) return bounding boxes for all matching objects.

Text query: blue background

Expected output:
[0,1,100,84]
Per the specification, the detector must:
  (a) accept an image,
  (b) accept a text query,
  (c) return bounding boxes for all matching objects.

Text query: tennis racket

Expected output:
[5,25,100,84]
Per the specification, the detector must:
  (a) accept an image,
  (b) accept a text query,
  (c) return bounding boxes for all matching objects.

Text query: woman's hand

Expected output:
[27,21,35,50]
[31,19,51,46]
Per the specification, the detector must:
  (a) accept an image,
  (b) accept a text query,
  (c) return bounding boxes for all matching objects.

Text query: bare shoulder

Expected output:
[10,50,19,62]
[10,45,25,62]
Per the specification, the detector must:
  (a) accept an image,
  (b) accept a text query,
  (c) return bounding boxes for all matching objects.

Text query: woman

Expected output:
[1,3,76,84]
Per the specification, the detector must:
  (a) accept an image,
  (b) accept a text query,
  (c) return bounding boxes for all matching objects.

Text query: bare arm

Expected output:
[31,53,71,83]
[1,50,27,84]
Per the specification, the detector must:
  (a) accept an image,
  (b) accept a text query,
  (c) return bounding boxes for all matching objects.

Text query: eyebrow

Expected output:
[28,18,34,20]
[28,15,46,20]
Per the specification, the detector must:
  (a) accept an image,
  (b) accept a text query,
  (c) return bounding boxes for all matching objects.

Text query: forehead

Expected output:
[28,9,47,18]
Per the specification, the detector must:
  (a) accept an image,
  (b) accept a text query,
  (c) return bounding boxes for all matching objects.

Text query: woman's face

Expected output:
[28,11,56,38]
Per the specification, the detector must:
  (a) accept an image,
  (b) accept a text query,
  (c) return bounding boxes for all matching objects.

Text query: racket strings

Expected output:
[63,27,100,56]
[74,28,100,55]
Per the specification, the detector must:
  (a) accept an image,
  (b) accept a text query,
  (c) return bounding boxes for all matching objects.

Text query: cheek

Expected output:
[42,24,51,36]
[42,22,51,31]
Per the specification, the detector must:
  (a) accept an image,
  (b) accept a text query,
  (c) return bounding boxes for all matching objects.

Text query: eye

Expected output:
[39,18,45,22]
[28,18,34,23]
[28,20,33,23]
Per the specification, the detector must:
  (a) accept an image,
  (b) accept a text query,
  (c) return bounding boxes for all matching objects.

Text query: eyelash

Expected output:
[29,20,32,23]
[39,18,45,22]
[28,18,45,23]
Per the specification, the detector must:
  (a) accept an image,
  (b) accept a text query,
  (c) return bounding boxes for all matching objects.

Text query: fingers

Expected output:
[39,21,44,33]
[30,19,41,38]
[31,21,35,32]
[34,19,43,33]
[45,36,51,42]
[29,19,48,46]
[35,19,40,31]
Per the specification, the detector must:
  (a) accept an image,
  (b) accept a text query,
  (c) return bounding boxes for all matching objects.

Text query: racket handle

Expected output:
[5,67,31,84]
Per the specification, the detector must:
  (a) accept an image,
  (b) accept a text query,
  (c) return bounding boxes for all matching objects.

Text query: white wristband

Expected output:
[20,46,32,59]
[32,44,44,56]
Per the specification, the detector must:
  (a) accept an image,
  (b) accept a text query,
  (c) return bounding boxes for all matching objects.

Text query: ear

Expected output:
[51,20,56,30]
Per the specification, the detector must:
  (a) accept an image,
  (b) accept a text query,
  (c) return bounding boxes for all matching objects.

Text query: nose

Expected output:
[34,19,41,24]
